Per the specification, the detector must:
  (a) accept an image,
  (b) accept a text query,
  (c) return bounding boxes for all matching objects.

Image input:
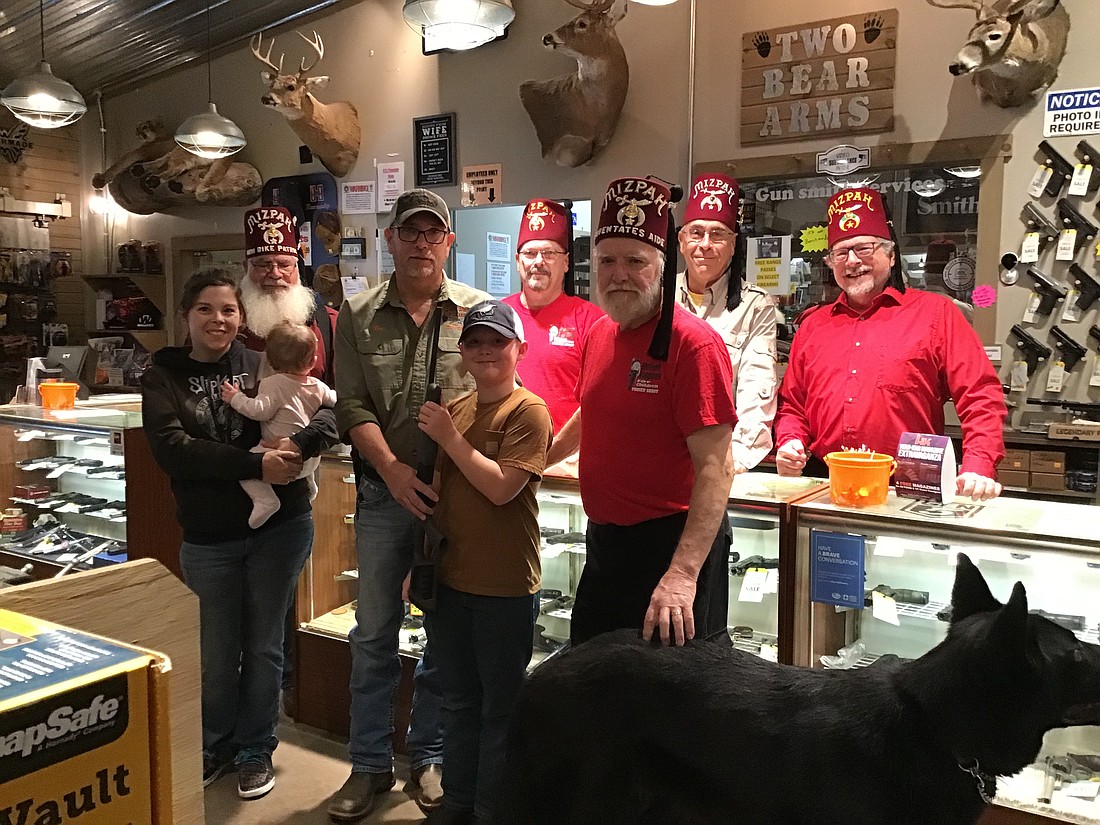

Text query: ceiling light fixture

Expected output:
[630,0,678,5]
[944,165,982,179]
[174,0,246,158]
[403,0,515,52]
[1,0,87,128]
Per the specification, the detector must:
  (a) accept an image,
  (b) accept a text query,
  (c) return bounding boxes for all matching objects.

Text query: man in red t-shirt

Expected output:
[504,200,603,477]
[774,187,1005,500]
[548,176,736,648]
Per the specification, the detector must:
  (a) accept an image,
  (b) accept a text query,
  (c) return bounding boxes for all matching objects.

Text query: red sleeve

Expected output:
[938,303,1006,477]
[774,324,812,449]
[674,335,736,438]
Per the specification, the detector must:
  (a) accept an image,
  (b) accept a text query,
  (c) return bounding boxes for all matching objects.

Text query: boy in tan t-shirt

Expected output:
[417,299,552,825]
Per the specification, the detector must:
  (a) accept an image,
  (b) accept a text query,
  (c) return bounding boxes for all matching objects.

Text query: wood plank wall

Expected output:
[0,111,86,343]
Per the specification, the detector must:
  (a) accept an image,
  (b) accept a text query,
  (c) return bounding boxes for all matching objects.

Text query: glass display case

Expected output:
[791,491,1100,824]
[0,400,179,579]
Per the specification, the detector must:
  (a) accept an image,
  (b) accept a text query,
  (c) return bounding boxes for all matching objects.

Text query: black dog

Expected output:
[498,554,1100,824]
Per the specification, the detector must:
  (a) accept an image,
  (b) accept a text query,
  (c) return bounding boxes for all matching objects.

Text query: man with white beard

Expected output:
[238,205,339,716]
[547,176,736,650]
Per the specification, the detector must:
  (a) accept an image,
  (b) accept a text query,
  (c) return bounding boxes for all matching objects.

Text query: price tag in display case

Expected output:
[738,568,768,603]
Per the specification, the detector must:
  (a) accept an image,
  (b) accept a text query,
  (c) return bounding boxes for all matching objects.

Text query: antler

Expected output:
[925,0,985,13]
[297,30,324,74]
[250,32,284,74]
[564,0,615,11]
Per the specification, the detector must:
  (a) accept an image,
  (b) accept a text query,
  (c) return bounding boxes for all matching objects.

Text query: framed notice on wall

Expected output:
[414,113,457,188]
[741,9,897,146]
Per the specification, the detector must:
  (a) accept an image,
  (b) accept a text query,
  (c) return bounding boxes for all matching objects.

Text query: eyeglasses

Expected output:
[519,249,565,262]
[395,225,448,245]
[825,241,887,266]
[682,227,734,245]
[251,260,297,274]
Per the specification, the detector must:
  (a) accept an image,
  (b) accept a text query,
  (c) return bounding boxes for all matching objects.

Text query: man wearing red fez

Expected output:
[676,173,777,475]
[504,199,604,454]
[548,176,737,648]
[775,187,1005,500]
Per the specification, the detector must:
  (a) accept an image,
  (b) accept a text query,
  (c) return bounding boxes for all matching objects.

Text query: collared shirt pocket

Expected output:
[358,335,404,391]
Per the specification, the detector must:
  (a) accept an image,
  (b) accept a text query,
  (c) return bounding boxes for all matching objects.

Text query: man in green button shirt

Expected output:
[328,189,490,822]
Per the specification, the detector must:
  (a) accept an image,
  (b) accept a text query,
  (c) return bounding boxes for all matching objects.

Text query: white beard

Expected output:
[240,278,315,338]
[598,279,662,330]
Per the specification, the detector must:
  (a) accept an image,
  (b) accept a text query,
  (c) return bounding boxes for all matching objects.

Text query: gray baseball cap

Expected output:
[391,188,451,230]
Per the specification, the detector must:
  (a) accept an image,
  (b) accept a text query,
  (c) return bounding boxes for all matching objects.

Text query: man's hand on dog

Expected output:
[956,472,1002,501]
[643,571,697,646]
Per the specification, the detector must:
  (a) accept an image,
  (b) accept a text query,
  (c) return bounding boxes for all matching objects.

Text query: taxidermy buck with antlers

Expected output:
[927,0,1070,108]
[251,30,361,177]
[520,0,629,168]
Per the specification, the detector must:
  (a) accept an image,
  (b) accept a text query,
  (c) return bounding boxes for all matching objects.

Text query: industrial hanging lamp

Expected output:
[174,0,246,158]
[403,0,515,52]
[1,0,87,128]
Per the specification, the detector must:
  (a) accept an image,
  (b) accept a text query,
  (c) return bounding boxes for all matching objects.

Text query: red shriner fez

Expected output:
[595,177,673,254]
[244,206,298,259]
[683,173,740,231]
[826,187,892,248]
[517,199,571,252]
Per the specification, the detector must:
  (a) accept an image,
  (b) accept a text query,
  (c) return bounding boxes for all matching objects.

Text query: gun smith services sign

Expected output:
[741,9,897,146]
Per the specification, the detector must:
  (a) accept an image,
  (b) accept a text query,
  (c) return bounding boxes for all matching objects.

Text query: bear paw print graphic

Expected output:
[863,14,884,44]
[752,32,771,59]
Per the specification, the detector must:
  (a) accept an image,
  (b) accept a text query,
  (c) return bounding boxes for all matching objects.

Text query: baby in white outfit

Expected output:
[221,321,336,528]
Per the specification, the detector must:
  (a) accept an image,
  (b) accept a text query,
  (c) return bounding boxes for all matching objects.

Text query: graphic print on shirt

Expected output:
[548,325,576,347]
[627,358,663,394]
[189,374,246,442]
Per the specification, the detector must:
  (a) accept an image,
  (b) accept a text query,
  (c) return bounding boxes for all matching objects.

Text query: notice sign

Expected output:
[1044,88,1100,137]
[894,431,956,504]
[461,164,502,206]
[748,235,792,295]
[341,180,376,214]
[741,8,897,146]
[414,113,457,187]
[810,530,865,609]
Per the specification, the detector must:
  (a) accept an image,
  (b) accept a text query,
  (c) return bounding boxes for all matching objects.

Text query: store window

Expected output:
[740,165,982,325]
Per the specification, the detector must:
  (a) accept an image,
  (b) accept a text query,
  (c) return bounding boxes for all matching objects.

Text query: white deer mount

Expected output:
[927,0,1070,108]
[520,0,629,168]
[251,30,361,177]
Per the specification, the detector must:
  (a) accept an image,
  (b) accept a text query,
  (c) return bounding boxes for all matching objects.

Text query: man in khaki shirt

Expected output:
[329,188,490,822]
[676,173,777,474]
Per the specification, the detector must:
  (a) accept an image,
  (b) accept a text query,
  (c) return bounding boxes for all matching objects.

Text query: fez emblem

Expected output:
[615,196,652,227]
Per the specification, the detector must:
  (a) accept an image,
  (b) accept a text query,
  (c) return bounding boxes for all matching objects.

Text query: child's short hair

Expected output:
[265,322,317,373]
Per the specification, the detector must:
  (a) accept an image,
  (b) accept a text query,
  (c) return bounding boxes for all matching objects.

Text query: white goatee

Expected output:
[240,277,315,339]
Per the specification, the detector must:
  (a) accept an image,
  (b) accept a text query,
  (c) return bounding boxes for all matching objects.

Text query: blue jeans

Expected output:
[180,512,313,761]
[349,476,443,772]
[431,584,536,819]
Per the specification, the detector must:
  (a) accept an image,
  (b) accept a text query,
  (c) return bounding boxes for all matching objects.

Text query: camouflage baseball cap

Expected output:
[391,188,451,230]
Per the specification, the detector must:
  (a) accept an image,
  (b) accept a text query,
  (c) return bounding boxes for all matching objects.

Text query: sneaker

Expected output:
[202,753,232,788]
[237,752,275,799]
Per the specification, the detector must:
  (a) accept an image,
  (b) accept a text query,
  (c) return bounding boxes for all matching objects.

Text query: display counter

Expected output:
[790,490,1100,825]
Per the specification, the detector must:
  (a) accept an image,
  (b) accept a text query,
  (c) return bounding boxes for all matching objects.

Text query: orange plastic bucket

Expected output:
[39,381,79,410]
[823,450,896,507]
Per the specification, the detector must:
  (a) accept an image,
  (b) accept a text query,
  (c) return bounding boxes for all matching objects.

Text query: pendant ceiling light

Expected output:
[631,0,678,5]
[403,0,515,52]
[1,0,87,128]
[174,0,246,158]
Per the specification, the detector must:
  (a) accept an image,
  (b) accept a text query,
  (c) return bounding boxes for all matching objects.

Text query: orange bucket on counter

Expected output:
[823,450,896,507]
[38,381,79,410]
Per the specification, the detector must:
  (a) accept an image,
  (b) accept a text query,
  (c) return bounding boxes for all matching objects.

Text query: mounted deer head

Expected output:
[519,0,629,168]
[927,0,1070,108]
[251,30,361,177]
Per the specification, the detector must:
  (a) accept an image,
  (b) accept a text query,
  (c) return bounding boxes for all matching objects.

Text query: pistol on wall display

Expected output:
[1050,326,1087,371]
[1076,140,1100,191]
[1037,140,1075,197]
[1010,324,1052,375]
[1056,198,1098,246]
[1090,325,1100,348]
[1022,202,1060,249]
[1068,264,1100,311]
[1026,267,1068,315]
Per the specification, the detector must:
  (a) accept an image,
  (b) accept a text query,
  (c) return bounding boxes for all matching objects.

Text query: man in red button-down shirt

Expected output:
[774,187,1006,501]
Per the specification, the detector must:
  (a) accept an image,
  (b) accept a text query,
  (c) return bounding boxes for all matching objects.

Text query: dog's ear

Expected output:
[988,581,1029,656]
[950,553,1002,622]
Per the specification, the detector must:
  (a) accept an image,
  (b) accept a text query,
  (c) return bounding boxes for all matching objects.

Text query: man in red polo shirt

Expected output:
[548,176,736,648]
[774,187,1005,501]
[503,199,604,448]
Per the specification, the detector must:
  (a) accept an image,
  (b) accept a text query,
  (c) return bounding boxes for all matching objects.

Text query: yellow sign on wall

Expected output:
[741,9,897,146]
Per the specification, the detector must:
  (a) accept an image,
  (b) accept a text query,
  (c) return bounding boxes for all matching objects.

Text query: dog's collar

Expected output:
[959,759,997,804]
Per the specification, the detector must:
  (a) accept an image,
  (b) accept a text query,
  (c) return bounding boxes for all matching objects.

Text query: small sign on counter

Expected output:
[894,432,956,504]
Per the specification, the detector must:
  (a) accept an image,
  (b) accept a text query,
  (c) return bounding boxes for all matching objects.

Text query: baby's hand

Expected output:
[220,381,239,403]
